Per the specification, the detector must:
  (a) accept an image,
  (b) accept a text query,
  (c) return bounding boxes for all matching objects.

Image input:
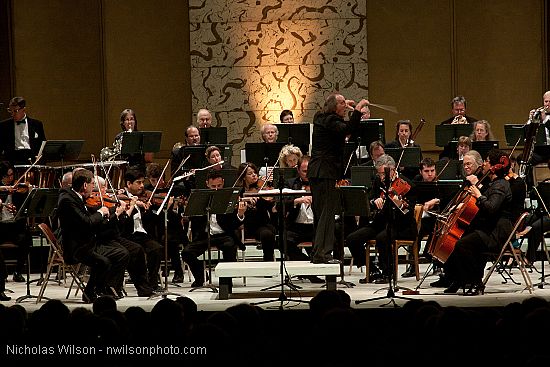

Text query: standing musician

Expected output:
[0,96,46,165]
[112,108,153,172]
[0,160,32,283]
[235,162,278,262]
[441,149,513,295]
[346,154,417,283]
[56,168,129,303]
[527,90,550,167]
[308,93,368,264]
[181,171,246,287]
[117,168,163,290]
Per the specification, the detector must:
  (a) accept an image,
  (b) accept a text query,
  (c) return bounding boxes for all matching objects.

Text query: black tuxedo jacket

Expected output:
[0,117,46,164]
[308,109,362,180]
[56,188,105,264]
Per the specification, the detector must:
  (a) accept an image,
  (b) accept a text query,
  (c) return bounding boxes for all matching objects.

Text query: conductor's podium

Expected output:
[215,261,341,300]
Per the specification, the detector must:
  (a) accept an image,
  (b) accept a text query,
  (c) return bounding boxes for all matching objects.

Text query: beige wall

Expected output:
[6,0,547,165]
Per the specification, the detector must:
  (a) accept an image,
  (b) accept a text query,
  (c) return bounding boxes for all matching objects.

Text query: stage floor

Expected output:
[3,261,550,313]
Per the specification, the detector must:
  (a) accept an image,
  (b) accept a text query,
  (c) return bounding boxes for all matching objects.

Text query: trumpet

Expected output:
[451,115,468,124]
[529,106,547,123]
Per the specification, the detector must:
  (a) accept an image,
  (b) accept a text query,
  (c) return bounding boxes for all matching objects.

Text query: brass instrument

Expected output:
[100,136,122,162]
[451,115,468,124]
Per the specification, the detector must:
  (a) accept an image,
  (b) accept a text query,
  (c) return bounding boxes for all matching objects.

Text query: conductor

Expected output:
[308,92,369,264]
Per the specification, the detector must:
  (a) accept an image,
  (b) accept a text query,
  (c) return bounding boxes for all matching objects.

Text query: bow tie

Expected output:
[15,119,26,125]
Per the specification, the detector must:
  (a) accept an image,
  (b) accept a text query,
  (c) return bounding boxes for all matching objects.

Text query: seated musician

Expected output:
[457,135,472,160]
[0,160,32,283]
[441,149,513,295]
[57,168,129,303]
[235,162,278,262]
[469,120,495,142]
[257,123,282,179]
[438,96,478,160]
[144,163,186,284]
[205,145,236,170]
[360,140,385,167]
[384,119,422,180]
[181,171,246,288]
[346,154,417,284]
[91,176,158,298]
[283,155,324,284]
[118,168,163,290]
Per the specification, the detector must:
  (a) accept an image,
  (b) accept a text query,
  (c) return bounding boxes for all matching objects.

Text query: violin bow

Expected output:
[13,154,42,187]
[99,160,121,205]
[232,163,249,188]
[147,159,170,206]
[434,159,451,181]
[167,154,191,184]
[260,155,281,191]
[91,154,105,207]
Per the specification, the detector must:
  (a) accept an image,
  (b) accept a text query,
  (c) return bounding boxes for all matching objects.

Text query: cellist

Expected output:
[442,149,513,295]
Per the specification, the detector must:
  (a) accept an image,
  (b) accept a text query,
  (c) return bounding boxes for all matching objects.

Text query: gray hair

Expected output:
[464,150,483,166]
[374,154,396,169]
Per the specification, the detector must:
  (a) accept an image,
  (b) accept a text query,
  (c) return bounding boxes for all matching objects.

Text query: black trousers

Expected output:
[310,177,339,262]
[75,243,129,293]
[125,231,162,286]
[444,231,488,284]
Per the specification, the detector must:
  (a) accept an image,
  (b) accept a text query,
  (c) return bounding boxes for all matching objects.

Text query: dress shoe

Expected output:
[82,290,97,304]
[430,275,451,288]
[359,277,369,284]
[443,282,461,294]
[12,272,25,283]
[305,275,325,284]
[374,276,389,284]
[172,274,184,283]
[191,280,204,288]
[401,267,416,278]
[0,291,11,301]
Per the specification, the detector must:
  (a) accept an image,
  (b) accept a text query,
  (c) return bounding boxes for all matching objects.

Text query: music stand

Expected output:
[184,188,241,292]
[245,142,286,168]
[120,131,162,155]
[504,124,525,146]
[384,147,422,168]
[208,144,233,165]
[179,145,207,169]
[435,159,464,180]
[40,140,84,175]
[350,118,386,145]
[472,140,499,159]
[14,188,59,303]
[413,181,462,212]
[200,127,228,145]
[335,186,371,288]
[271,167,297,188]
[351,166,377,190]
[275,123,311,154]
[435,125,473,147]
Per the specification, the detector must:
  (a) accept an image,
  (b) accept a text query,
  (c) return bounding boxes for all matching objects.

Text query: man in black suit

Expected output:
[181,171,245,287]
[0,97,46,165]
[307,93,369,264]
[56,168,129,303]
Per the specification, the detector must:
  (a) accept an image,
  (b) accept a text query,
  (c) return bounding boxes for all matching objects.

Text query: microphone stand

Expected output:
[149,179,183,299]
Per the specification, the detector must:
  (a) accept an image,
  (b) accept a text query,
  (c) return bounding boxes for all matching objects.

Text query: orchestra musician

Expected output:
[384,119,422,180]
[91,176,158,298]
[346,154,417,283]
[526,90,550,167]
[280,110,294,124]
[438,95,478,160]
[117,168,163,290]
[113,108,152,172]
[0,160,32,283]
[235,162,278,262]
[361,140,385,167]
[457,135,472,160]
[283,155,324,284]
[56,168,129,303]
[0,96,46,165]
[196,108,213,128]
[181,170,246,288]
[441,149,513,295]
[469,120,495,142]
[308,93,369,264]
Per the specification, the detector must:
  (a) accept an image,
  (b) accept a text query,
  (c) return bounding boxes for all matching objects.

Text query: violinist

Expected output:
[117,168,163,289]
[0,160,32,283]
[182,171,246,288]
[86,176,158,298]
[57,168,129,303]
[236,162,278,262]
[346,154,417,284]
[145,162,186,284]
[442,149,513,295]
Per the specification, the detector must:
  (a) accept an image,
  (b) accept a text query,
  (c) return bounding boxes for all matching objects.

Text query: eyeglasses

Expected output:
[6,107,22,114]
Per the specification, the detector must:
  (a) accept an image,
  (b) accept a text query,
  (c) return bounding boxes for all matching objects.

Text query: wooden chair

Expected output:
[482,211,533,293]
[36,222,88,303]
[358,240,377,282]
[393,204,424,281]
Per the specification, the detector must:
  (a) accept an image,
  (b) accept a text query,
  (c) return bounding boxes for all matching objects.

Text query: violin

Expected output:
[85,191,118,210]
[383,176,411,214]
[0,182,32,194]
